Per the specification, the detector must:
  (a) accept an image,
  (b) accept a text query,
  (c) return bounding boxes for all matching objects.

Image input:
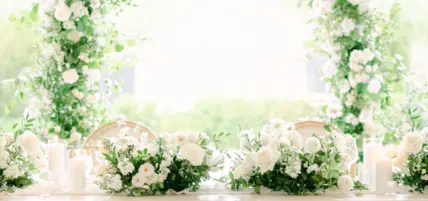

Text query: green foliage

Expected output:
[111,96,316,148]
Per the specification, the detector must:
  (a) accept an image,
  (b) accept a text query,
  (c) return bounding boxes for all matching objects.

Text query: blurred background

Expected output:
[1,0,428,146]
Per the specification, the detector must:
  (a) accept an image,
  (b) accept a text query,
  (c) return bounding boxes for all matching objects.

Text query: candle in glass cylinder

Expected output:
[68,157,86,192]
[363,138,382,190]
[48,142,66,173]
[376,157,393,194]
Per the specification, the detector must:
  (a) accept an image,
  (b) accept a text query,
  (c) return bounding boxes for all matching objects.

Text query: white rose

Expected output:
[18,130,40,154]
[338,175,354,192]
[139,163,155,177]
[253,146,280,174]
[180,143,205,166]
[71,89,84,100]
[326,103,343,119]
[132,173,146,188]
[67,30,82,43]
[87,69,102,84]
[187,132,199,143]
[339,18,356,36]
[285,130,304,149]
[70,1,88,19]
[348,0,361,6]
[402,132,424,154]
[359,107,373,124]
[322,60,338,77]
[68,132,82,144]
[118,160,135,175]
[368,79,381,93]
[421,128,428,142]
[345,113,359,126]
[304,137,321,154]
[79,52,90,63]
[54,4,71,22]
[91,0,101,8]
[62,69,79,84]
[260,134,271,145]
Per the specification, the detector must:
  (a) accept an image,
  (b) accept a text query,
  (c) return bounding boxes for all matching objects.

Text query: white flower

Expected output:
[322,60,338,77]
[326,103,343,119]
[339,18,356,36]
[233,165,247,179]
[187,132,199,143]
[63,21,76,30]
[345,113,359,126]
[107,174,122,191]
[91,10,101,19]
[70,1,88,19]
[54,126,61,133]
[313,0,335,15]
[68,132,82,144]
[67,30,82,43]
[26,97,43,118]
[87,93,101,102]
[172,132,188,145]
[139,163,155,177]
[359,1,370,14]
[136,143,157,156]
[118,160,135,175]
[401,132,424,154]
[348,0,361,6]
[285,159,302,178]
[132,173,146,188]
[86,69,102,84]
[180,143,205,166]
[0,152,10,169]
[3,164,24,179]
[355,73,370,83]
[339,80,351,93]
[253,146,280,174]
[79,52,90,63]
[62,69,79,84]
[421,128,428,142]
[18,130,40,154]
[345,93,355,107]
[307,164,319,174]
[72,89,84,100]
[338,175,354,192]
[422,175,428,181]
[284,130,303,149]
[359,106,373,124]
[393,153,408,174]
[91,0,101,8]
[304,137,321,154]
[54,4,71,22]
[368,79,381,93]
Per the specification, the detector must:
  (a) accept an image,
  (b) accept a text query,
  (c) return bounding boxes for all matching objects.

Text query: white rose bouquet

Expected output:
[0,118,40,192]
[228,119,359,195]
[393,130,428,193]
[96,129,223,196]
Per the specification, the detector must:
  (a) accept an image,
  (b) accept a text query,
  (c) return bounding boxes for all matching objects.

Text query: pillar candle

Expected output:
[376,157,393,194]
[363,142,381,170]
[48,142,66,173]
[68,157,86,192]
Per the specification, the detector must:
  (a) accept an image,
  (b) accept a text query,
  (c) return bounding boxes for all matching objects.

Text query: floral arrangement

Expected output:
[228,119,359,195]
[6,0,136,141]
[0,117,41,192]
[95,128,223,196]
[300,0,405,139]
[393,113,428,193]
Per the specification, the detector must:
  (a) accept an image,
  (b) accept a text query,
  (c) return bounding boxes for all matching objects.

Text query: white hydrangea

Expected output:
[304,137,321,154]
[107,174,122,191]
[337,175,354,192]
[118,160,135,175]
[70,1,88,19]
[0,152,10,169]
[4,163,24,179]
[285,159,302,178]
[339,18,356,36]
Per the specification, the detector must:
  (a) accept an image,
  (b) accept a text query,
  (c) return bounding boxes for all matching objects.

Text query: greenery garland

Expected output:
[6,0,136,141]
[300,0,405,139]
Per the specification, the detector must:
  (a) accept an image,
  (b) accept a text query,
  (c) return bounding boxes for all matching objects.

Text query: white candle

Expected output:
[48,142,66,173]
[363,143,381,170]
[68,157,86,192]
[376,157,393,193]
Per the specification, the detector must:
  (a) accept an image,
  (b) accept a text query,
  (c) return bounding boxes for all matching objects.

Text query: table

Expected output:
[1,194,427,201]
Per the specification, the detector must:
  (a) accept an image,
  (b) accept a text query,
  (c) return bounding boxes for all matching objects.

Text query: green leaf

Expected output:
[4,106,10,116]
[323,125,332,132]
[115,44,125,52]
[30,4,39,22]
[127,39,136,47]
[254,185,261,194]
